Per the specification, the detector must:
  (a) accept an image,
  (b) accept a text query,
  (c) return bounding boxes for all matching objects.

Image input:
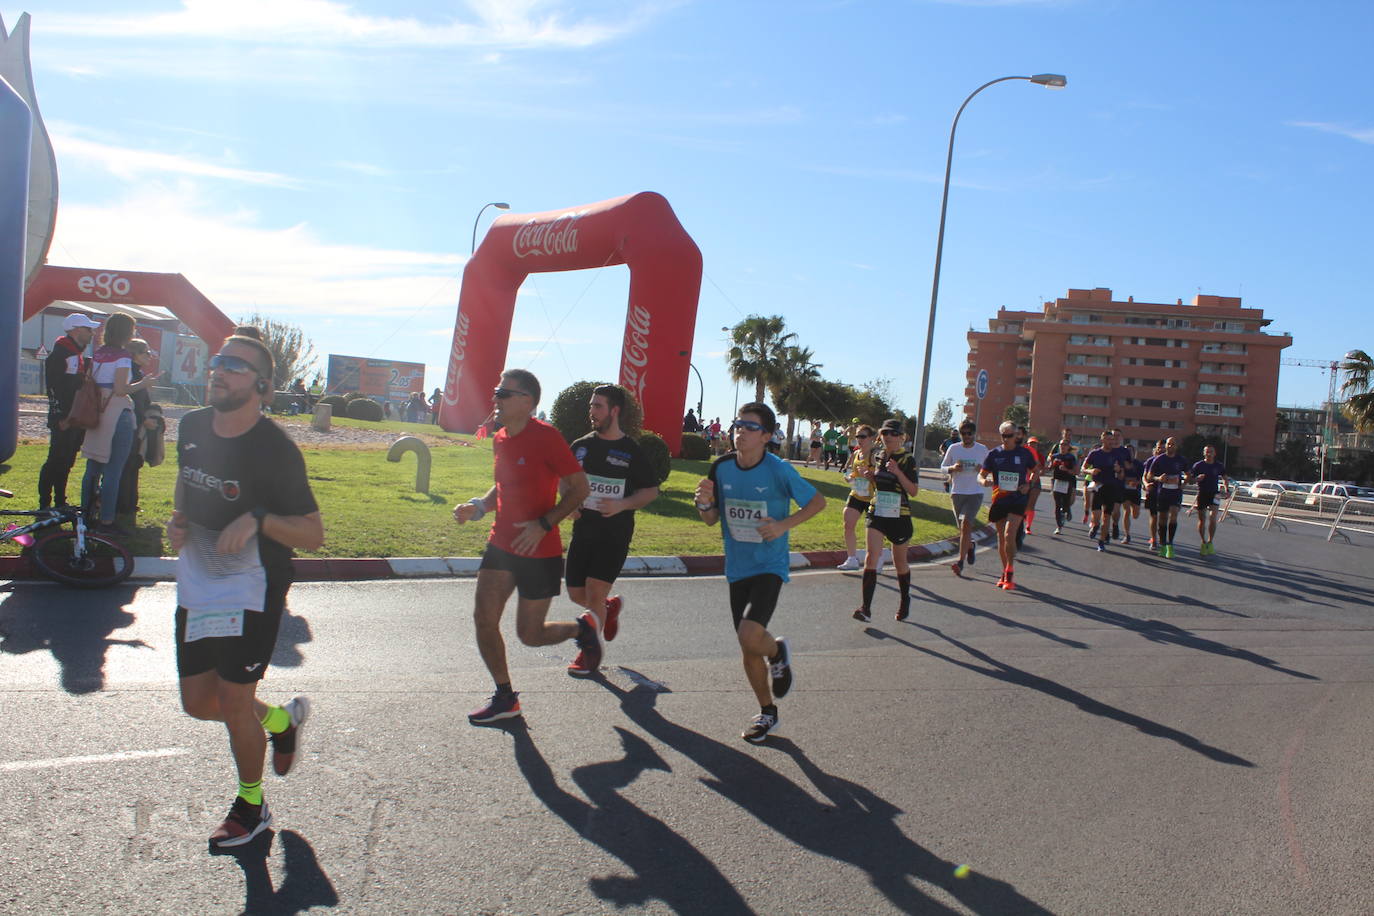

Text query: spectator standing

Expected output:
[38,313,100,509]
[115,339,167,516]
[429,388,442,424]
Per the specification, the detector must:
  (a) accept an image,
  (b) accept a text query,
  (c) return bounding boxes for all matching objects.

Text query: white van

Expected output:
[1305,482,1374,508]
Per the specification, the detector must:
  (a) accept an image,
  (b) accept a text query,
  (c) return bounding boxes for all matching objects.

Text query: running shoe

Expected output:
[210,797,273,848]
[572,612,603,675]
[1053,527,1062,536]
[1157,544,1168,558]
[1095,541,1106,552]
[468,690,522,723]
[966,545,975,565]
[1165,545,1175,559]
[269,696,311,777]
[852,607,871,622]
[995,574,1006,588]
[1122,534,1132,546]
[1148,538,1156,551]
[951,561,963,577]
[837,556,861,571]
[896,603,909,621]
[769,638,793,698]
[1001,567,1015,591]
[742,712,778,744]
[567,650,596,677]
[603,595,624,642]
[1089,524,1100,540]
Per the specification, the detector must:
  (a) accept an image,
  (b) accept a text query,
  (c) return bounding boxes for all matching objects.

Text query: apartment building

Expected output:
[964,287,1292,466]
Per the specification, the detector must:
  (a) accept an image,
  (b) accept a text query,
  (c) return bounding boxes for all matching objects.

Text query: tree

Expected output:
[769,346,822,457]
[1340,349,1374,431]
[932,398,954,432]
[727,315,796,405]
[1260,438,1317,481]
[239,312,318,390]
[1002,403,1030,430]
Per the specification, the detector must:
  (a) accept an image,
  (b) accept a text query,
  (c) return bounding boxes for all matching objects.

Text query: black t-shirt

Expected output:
[570,432,657,538]
[44,336,87,430]
[1120,458,1145,492]
[868,447,919,518]
[1049,449,1078,482]
[177,408,319,590]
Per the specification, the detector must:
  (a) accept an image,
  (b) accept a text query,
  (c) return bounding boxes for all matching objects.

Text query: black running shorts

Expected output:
[1145,490,1159,513]
[480,543,564,600]
[1095,487,1120,510]
[1122,489,1142,506]
[865,514,913,545]
[729,573,783,630]
[175,584,289,684]
[1196,492,1218,510]
[1156,489,1184,509]
[845,494,872,513]
[565,526,632,588]
[987,499,1027,523]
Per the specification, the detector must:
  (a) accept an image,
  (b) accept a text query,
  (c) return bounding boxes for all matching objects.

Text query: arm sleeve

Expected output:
[940,449,956,470]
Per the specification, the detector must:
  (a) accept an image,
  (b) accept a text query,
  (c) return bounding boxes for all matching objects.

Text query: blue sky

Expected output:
[10,0,1372,423]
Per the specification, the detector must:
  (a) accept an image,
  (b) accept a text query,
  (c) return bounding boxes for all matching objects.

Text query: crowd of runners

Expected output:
[157,351,1234,848]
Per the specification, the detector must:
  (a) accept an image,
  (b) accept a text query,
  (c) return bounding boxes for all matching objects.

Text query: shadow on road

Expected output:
[869,626,1255,768]
[0,585,150,694]
[598,672,1053,915]
[910,585,1091,649]
[210,828,339,915]
[270,603,315,669]
[499,717,753,914]
[1013,579,1318,681]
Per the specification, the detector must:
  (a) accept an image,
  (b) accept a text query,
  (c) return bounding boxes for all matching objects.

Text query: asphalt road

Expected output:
[1,511,1371,915]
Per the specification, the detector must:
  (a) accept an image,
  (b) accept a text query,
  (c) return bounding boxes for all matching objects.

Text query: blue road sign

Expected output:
[976,369,989,400]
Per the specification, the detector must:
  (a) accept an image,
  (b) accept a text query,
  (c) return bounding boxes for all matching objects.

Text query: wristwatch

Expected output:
[695,502,715,511]
[537,516,552,531]
[251,506,268,532]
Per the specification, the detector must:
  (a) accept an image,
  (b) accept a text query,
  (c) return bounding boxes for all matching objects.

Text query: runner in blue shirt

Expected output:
[1189,444,1230,556]
[1117,443,1146,546]
[1083,429,1125,551]
[1146,437,1189,558]
[978,420,1035,590]
[1141,440,1165,551]
[695,402,826,744]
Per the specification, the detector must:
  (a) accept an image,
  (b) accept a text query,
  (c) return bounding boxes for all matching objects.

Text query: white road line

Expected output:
[1,747,190,772]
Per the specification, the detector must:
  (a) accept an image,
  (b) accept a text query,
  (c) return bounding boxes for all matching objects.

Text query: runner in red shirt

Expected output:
[454,369,592,724]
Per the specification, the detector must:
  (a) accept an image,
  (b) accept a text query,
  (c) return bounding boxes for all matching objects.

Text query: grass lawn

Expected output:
[2,438,974,558]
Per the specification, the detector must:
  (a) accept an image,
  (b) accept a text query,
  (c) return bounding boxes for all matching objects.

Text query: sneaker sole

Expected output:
[468,708,523,724]
[272,696,310,777]
[743,724,778,744]
[566,666,599,679]
[212,808,273,848]
[851,610,871,622]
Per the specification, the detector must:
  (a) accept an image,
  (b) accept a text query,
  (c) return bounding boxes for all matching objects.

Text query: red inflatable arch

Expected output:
[23,265,234,347]
[441,191,702,454]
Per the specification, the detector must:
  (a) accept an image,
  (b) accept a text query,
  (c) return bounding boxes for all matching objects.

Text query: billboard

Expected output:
[327,354,425,402]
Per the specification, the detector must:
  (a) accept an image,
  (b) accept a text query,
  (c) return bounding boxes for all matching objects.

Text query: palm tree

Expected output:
[1341,349,1374,431]
[727,315,796,405]
[769,345,822,457]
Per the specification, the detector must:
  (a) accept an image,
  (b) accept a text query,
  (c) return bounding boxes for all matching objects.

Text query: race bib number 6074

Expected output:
[724,498,767,543]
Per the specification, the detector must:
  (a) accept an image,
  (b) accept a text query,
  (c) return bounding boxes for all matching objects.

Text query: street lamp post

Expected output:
[471,201,510,254]
[688,362,705,421]
[912,74,1066,469]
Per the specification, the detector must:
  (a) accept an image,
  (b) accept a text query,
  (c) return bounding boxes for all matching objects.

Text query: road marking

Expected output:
[1254,554,1270,568]
[1,747,190,772]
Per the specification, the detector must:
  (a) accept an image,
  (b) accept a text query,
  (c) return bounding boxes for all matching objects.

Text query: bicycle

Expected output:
[0,489,135,587]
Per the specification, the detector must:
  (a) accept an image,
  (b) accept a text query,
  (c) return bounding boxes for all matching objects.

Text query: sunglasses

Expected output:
[1000,433,1015,438]
[208,353,263,376]
[730,419,766,432]
[856,433,871,439]
[493,387,531,399]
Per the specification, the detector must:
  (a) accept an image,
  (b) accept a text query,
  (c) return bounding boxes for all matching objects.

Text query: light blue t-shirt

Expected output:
[708,452,818,582]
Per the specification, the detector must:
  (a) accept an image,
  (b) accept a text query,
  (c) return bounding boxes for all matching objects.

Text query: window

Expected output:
[1069,334,1111,347]
[1196,402,1220,415]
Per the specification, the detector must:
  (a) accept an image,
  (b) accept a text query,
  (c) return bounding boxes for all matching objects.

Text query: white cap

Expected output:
[63,313,101,331]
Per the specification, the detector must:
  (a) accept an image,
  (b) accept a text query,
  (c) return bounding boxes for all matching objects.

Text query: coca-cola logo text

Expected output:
[512,212,583,259]
[77,273,131,300]
[444,310,472,407]
[619,304,651,404]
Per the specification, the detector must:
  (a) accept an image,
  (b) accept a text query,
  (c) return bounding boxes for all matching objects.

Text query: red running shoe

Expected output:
[1002,567,1016,591]
[951,561,963,577]
[603,595,623,642]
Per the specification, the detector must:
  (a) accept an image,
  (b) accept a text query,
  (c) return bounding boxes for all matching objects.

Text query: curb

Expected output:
[1,525,997,583]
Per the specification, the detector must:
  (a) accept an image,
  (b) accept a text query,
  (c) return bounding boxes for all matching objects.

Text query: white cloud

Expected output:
[51,128,301,188]
[44,0,662,49]
[52,186,464,323]
[1288,121,1374,145]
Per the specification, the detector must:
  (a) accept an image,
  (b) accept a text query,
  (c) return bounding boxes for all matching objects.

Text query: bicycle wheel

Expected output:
[29,530,134,588]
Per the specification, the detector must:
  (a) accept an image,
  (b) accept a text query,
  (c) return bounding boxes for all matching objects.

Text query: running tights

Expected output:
[1053,492,1072,527]
[861,569,877,611]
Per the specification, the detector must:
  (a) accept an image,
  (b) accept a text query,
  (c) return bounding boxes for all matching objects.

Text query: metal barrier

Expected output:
[1326,497,1374,543]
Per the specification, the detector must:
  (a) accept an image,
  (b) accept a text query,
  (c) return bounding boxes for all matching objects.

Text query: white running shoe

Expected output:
[837,556,861,571]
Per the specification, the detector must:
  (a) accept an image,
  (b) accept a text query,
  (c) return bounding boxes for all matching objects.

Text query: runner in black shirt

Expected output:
[852,418,920,622]
[1047,435,1078,534]
[167,329,324,849]
[565,385,660,675]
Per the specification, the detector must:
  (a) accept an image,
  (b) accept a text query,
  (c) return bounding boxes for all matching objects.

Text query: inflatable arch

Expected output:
[23,265,235,347]
[441,192,702,455]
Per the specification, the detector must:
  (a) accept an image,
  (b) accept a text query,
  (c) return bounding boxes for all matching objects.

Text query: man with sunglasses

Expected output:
[694,403,826,743]
[940,419,988,576]
[454,370,594,723]
[167,328,324,848]
[978,421,1035,589]
[1083,428,1124,552]
[564,384,660,676]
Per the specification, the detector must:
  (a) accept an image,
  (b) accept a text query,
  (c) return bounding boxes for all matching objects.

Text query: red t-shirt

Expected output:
[490,419,583,558]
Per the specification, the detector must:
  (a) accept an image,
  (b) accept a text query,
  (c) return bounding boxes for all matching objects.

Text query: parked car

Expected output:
[1245,479,1303,499]
[1304,482,1374,508]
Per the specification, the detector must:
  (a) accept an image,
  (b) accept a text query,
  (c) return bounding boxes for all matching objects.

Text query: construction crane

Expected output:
[1281,355,1355,482]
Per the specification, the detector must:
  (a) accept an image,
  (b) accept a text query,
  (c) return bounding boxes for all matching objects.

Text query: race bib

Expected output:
[724,498,767,543]
[1162,481,1180,490]
[851,477,872,498]
[184,607,244,643]
[998,471,1021,492]
[1052,479,1071,494]
[584,474,626,512]
[961,459,979,471]
[874,490,901,518]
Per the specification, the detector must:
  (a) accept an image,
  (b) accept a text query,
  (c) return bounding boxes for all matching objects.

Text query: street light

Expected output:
[471,201,510,254]
[912,74,1066,467]
[688,362,705,422]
